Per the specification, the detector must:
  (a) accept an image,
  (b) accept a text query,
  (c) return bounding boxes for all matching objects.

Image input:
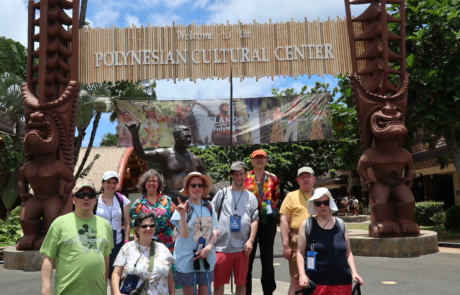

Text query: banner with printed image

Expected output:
[116,93,331,147]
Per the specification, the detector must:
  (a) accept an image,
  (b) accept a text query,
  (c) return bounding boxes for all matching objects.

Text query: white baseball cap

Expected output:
[102,171,120,182]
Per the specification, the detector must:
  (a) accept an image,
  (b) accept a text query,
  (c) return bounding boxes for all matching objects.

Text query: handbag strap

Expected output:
[148,241,155,272]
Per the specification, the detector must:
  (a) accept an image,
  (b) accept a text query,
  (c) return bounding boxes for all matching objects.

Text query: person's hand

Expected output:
[353,273,364,286]
[298,273,310,288]
[126,122,141,134]
[244,240,253,257]
[194,245,211,260]
[176,199,187,217]
[282,244,292,260]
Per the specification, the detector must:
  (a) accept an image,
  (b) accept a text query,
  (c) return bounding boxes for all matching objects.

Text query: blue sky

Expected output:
[1,0,366,146]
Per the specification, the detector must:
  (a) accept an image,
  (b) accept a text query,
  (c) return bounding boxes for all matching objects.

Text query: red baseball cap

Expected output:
[251,149,267,158]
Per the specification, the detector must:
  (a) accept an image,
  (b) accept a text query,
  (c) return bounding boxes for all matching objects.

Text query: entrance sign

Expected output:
[79,19,364,83]
[116,93,332,148]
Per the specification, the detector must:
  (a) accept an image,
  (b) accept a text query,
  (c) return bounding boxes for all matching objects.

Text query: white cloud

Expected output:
[0,0,28,46]
[205,0,365,24]
[137,0,190,9]
[125,14,141,27]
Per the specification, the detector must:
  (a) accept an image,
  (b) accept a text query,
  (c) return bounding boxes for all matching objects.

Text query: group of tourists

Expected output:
[39,149,364,295]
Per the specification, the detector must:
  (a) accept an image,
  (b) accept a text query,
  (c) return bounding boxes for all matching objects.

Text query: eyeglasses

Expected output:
[314,200,330,207]
[140,223,156,229]
[190,183,204,188]
[146,179,158,183]
[74,192,97,199]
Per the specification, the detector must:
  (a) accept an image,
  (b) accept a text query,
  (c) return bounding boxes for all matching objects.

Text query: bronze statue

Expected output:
[17,0,79,250]
[128,123,212,204]
[345,0,419,237]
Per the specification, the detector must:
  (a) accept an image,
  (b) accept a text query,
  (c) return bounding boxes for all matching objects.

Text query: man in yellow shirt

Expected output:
[279,167,316,295]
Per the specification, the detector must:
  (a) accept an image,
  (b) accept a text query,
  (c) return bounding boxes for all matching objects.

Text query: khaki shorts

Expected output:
[288,229,299,278]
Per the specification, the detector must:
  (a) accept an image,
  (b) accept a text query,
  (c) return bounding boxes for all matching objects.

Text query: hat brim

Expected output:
[179,173,213,198]
[307,188,338,215]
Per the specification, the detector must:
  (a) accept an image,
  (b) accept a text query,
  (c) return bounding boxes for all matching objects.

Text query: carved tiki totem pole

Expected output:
[17,0,79,250]
[344,0,420,238]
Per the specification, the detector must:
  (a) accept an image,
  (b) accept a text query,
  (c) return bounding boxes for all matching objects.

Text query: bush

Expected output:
[414,202,444,225]
[430,212,446,226]
[445,205,460,231]
[0,206,22,245]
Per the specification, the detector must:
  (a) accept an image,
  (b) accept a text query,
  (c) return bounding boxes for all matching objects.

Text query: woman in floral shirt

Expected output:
[130,169,176,253]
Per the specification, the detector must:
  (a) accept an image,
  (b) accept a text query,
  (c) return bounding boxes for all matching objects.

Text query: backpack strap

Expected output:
[305,216,313,241]
[336,217,346,237]
[93,196,99,215]
[114,192,125,225]
[186,199,214,223]
[217,188,227,221]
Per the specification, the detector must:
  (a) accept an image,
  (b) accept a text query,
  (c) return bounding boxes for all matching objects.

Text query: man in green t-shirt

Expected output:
[40,180,114,295]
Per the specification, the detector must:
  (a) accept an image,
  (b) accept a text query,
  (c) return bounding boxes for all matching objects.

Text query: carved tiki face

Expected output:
[351,73,410,149]
[24,111,60,155]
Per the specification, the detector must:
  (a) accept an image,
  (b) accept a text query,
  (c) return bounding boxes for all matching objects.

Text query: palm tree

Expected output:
[74,83,111,179]
[100,132,118,147]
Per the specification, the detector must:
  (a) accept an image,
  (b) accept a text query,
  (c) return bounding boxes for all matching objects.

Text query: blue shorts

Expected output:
[175,271,214,287]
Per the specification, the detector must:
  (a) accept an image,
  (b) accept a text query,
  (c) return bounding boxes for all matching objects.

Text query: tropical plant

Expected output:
[100,132,118,147]
[0,170,20,217]
[0,37,27,79]
[0,205,22,244]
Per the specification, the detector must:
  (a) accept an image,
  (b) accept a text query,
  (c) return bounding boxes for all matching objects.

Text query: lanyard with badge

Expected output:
[306,217,330,271]
[257,173,274,217]
[230,190,243,232]
[191,204,207,253]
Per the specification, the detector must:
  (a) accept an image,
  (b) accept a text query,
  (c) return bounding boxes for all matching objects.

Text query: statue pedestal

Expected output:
[3,246,42,271]
[349,229,438,257]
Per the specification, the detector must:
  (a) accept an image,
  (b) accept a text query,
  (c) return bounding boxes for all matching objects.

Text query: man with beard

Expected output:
[127,124,210,204]
[212,161,259,295]
[279,167,316,295]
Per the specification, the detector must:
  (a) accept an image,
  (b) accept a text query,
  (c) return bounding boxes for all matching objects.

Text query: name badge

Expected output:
[264,200,274,215]
[306,250,317,271]
[230,215,241,232]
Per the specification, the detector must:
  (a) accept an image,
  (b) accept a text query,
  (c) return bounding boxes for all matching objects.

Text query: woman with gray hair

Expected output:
[296,187,363,295]
[130,169,176,253]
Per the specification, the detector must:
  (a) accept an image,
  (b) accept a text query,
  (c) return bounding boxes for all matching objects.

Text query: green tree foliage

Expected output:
[0,37,27,79]
[389,0,460,171]
[100,132,118,147]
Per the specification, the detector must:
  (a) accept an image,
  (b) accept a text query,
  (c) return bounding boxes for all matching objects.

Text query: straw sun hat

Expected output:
[179,172,213,198]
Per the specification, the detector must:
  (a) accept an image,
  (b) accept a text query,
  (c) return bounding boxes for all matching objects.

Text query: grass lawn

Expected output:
[346,223,460,242]
[0,242,15,247]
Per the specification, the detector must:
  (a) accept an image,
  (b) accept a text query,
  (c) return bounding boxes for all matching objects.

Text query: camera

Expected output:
[295,280,316,295]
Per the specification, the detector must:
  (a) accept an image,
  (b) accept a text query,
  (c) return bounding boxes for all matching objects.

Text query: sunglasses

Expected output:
[140,223,156,229]
[314,200,330,207]
[190,183,204,188]
[74,192,97,199]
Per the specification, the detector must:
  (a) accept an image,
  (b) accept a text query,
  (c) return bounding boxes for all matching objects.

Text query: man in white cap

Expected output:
[40,180,114,295]
[279,167,316,295]
[212,161,259,295]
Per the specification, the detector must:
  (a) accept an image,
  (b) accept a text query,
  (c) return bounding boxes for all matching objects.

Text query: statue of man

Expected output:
[127,123,212,204]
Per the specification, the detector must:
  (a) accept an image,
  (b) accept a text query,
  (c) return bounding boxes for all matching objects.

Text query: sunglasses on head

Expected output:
[140,223,156,229]
[74,192,97,199]
[314,200,330,207]
[190,183,204,188]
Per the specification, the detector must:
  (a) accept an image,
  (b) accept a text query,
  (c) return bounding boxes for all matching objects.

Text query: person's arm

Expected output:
[344,224,364,285]
[280,214,292,260]
[175,199,188,239]
[126,122,162,164]
[105,256,110,281]
[168,269,175,295]
[272,175,281,208]
[296,220,310,287]
[41,255,54,295]
[244,219,258,257]
[111,266,124,295]
[123,204,131,242]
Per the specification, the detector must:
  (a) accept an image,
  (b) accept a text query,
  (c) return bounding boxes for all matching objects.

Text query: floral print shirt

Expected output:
[114,241,174,295]
[245,170,280,211]
[130,194,176,253]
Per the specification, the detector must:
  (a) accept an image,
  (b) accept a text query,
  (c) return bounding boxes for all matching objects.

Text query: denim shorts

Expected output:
[175,271,214,286]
